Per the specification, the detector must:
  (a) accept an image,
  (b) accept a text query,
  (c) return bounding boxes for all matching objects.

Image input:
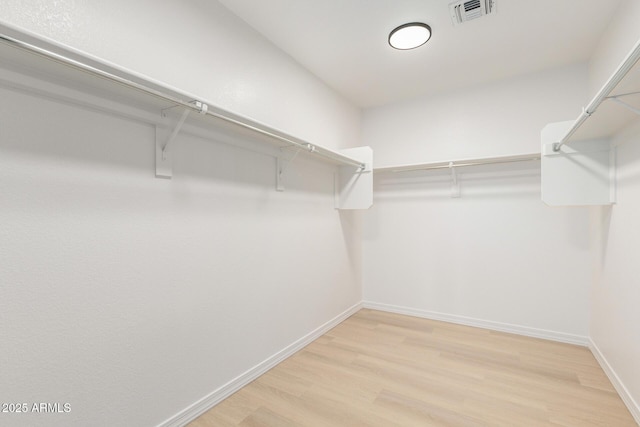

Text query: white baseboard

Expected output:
[157,302,362,427]
[589,338,640,425]
[362,301,590,346]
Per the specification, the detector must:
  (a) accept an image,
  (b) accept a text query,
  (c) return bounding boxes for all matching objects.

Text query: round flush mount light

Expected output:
[388,22,432,50]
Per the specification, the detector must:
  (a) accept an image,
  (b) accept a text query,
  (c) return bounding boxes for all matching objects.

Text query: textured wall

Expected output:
[363,165,592,341]
[0,2,362,426]
[0,0,361,150]
[0,70,362,427]
[587,0,640,420]
[361,64,593,340]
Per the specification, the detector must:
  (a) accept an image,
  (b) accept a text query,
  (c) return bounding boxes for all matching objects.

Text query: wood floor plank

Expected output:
[188,309,637,426]
[238,406,299,427]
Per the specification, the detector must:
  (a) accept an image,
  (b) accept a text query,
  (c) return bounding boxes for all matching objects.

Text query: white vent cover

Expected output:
[449,0,496,26]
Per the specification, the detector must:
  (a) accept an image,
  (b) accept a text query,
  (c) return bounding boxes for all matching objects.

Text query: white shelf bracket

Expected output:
[450,162,461,198]
[155,108,188,179]
[609,96,640,116]
[276,148,301,192]
[163,109,190,156]
[335,146,373,210]
[155,100,208,179]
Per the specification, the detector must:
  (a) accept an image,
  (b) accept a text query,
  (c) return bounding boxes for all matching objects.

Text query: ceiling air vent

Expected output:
[449,0,496,26]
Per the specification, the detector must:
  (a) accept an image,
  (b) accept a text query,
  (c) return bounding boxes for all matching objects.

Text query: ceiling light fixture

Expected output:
[388,22,432,50]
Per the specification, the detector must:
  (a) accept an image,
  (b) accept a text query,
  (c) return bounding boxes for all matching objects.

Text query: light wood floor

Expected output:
[188,309,637,426]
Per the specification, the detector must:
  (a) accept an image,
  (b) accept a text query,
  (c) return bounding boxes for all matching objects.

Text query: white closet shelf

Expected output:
[0,21,366,171]
[0,20,374,209]
[374,153,541,174]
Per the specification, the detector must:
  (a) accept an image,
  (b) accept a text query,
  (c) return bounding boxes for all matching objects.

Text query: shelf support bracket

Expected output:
[155,108,189,179]
[609,96,640,116]
[450,162,461,198]
[155,101,207,179]
[276,148,301,192]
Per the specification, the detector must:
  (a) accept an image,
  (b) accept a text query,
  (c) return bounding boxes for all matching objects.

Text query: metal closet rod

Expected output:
[0,31,365,170]
[554,36,640,152]
[375,154,540,173]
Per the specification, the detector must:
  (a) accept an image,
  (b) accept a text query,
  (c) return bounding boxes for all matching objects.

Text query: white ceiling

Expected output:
[218,0,623,108]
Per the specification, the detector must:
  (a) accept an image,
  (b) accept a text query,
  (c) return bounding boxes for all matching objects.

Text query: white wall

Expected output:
[362,64,593,341]
[363,167,592,341]
[363,63,588,167]
[0,0,360,150]
[0,3,362,427]
[588,0,640,98]
[0,69,362,427]
[588,0,640,419]
[590,124,640,420]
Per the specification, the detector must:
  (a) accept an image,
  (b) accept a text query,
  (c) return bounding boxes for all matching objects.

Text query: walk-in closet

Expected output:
[1,1,639,426]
